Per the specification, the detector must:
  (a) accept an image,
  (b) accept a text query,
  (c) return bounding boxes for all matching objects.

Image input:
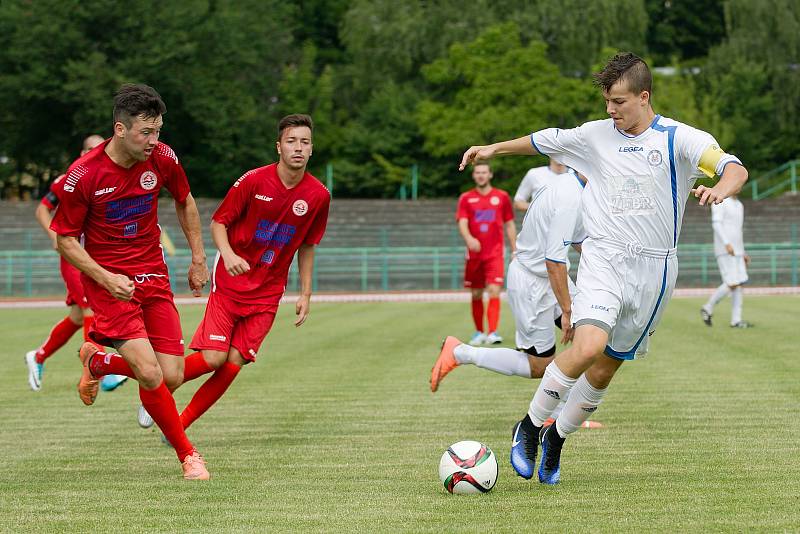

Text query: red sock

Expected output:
[88,350,136,378]
[183,351,215,383]
[180,362,241,430]
[139,381,194,460]
[82,315,93,341]
[471,299,484,332]
[487,297,500,332]
[35,316,81,364]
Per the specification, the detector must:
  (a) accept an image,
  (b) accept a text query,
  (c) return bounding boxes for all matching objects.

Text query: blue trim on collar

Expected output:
[572,171,586,188]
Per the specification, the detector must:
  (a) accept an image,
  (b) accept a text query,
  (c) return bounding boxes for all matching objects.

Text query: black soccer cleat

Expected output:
[700,308,712,327]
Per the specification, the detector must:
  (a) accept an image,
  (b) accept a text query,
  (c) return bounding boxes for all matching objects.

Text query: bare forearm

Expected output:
[34,204,56,238]
[57,235,111,284]
[175,194,206,263]
[492,136,539,157]
[505,221,517,253]
[297,244,316,296]
[513,200,530,212]
[716,164,748,198]
[546,261,571,315]
[210,220,234,257]
[457,219,473,244]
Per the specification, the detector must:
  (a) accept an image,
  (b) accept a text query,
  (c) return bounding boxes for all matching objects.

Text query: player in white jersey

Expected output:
[701,195,751,328]
[458,52,748,485]
[513,158,569,211]
[431,172,586,401]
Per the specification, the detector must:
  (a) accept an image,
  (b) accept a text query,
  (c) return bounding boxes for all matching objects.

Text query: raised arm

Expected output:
[174,193,208,296]
[459,135,539,171]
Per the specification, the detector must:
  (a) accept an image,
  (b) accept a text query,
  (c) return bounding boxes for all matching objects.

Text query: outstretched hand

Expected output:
[459,145,496,171]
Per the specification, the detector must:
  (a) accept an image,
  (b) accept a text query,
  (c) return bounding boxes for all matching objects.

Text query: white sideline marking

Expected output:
[0,287,798,309]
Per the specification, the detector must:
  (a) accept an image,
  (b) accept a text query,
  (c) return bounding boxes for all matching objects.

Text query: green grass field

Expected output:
[2,296,798,532]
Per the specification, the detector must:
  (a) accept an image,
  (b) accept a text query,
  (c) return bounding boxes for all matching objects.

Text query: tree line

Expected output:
[1,0,798,199]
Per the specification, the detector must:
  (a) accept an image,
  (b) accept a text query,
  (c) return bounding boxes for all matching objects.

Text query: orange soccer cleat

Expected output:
[182,451,211,480]
[430,336,462,393]
[77,342,100,406]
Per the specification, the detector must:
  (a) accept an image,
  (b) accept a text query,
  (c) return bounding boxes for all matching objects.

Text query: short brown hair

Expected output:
[113,84,166,128]
[278,114,313,141]
[593,52,652,95]
[473,160,491,170]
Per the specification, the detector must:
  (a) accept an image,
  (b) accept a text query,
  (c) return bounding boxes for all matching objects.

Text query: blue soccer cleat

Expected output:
[100,374,128,392]
[538,422,565,485]
[510,415,541,479]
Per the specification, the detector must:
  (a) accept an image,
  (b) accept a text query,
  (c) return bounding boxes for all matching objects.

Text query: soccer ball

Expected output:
[438,440,498,494]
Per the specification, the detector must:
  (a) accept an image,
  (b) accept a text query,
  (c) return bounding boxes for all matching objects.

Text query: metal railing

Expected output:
[2,241,798,298]
[749,160,799,200]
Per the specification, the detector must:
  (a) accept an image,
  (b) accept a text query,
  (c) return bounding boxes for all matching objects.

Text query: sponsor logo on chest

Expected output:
[94,187,117,196]
[255,194,273,202]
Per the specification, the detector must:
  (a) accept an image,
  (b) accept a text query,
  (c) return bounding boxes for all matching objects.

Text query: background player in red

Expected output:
[50,84,212,480]
[175,113,330,431]
[456,162,516,346]
[25,135,116,392]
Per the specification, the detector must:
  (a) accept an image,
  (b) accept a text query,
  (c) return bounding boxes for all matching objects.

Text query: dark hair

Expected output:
[593,52,652,96]
[278,114,314,141]
[113,84,166,128]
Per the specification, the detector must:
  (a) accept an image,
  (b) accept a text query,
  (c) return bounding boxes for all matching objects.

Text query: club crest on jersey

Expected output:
[292,199,309,216]
[647,150,663,167]
[490,196,500,206]
[139,171,157,190]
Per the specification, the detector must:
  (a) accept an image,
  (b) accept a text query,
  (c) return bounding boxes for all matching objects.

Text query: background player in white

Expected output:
[432,171,585,388]
[513,158,569,211]
[701,195,751,328]
[458,52,748,485]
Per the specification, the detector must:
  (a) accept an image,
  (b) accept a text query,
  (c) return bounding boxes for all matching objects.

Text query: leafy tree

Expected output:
[646,0,726,64]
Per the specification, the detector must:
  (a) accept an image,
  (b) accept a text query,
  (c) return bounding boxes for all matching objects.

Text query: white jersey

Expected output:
[515,171,586,277]
[514,166,566,203]
[711,197,745,257]
[531,115,742,251]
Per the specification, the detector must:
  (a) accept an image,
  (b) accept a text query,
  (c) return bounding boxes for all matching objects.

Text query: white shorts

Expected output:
[716,254,748,286]
[572,238,678,360]
[506,260,576,353]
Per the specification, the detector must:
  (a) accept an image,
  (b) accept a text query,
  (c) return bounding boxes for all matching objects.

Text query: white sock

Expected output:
[453,345,531,378]
[555,374,607,437]
[550,400,565,420]
[528,361,577,426]
[704,283,730,312]
[731,286,743,324]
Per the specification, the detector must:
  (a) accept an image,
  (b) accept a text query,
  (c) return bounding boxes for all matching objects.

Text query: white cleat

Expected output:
[138,405,154,429]
[25,350,42,392]
[468,332,487,345]
[486,332,503,344]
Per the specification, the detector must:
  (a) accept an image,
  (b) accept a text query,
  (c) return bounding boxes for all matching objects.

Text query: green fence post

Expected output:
[701,252,708,286]
[771,245,777,286]
[411,163,418,200]
[791,161,797,194]
[326,163,334,196]
[399,184,407,200]
[751,179,758,200]
[450,252,459,289]
[5,254,12,295]
[433,248,440,290]
[380,228,389,290]
[361,249,368,292]
[25,231,33,296]
[791,223,798,286]
[312,263,318,292]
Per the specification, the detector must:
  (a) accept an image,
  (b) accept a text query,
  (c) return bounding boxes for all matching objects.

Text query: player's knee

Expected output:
[136,362,163,389]
[524,346,555,378]
[204,351,228,370]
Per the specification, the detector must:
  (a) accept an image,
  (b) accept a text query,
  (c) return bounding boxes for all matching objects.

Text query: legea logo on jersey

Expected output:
[293,200,309,216]
[140,171,157,190]
[618,146,643,153]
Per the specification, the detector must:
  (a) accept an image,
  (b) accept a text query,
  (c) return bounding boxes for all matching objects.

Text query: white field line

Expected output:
[1,286,797,309]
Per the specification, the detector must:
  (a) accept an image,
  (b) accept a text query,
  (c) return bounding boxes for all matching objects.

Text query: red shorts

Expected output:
[82,273,184,356]
[464,255,505,288]
[190,290,278,362]
[61,257,89,308]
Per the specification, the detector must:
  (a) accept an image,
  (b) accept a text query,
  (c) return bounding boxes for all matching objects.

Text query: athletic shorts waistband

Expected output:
[592,237,676,259]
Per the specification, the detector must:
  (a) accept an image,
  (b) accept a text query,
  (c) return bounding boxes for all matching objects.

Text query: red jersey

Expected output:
[50,140,191,277]
[211,163,330,304]
[456,187,514,260]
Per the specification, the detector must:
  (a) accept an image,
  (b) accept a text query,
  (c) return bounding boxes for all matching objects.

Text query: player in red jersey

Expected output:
[50,84,211,480]
[456,162,516,346]
[174,113,330,431]
[25,135,110,391]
